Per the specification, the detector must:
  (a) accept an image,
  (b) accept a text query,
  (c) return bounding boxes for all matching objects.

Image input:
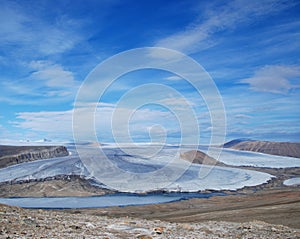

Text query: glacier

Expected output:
[1,144,299,208]
[0,144,288,192]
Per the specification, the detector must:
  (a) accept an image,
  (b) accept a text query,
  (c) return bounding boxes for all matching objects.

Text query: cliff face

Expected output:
[223,140,300,158]
[0,145,69,168]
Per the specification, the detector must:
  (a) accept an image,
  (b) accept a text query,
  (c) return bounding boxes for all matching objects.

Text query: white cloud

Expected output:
[234,114,252,119]
[164,75,183,81]
[155,0,295,53]
[30,60,77,88]
[12,100,203,142]
[158,97,195,111]
[14,110,73,133]
[240,65,300,94]
[11,103,172,141]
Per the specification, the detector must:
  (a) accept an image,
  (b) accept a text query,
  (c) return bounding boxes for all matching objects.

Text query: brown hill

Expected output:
[0,175,112,197]
[180,150,226,166]
[223,140,300,158]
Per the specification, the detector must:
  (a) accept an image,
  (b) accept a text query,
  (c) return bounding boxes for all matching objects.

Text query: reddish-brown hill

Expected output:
[223,140,300,158]
[180,150,226,166]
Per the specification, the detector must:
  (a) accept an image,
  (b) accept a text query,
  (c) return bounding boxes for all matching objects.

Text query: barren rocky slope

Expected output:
[0,175,113,197]
[1,203,299,239]
[0,145,69,168]
[223,140,300,158]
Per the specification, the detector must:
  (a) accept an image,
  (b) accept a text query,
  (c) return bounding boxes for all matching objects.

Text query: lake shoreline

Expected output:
[64,187,300,229]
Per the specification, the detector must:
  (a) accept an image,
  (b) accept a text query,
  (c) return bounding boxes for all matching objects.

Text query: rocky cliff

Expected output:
[223,140,300,158]
[0,145,69,168]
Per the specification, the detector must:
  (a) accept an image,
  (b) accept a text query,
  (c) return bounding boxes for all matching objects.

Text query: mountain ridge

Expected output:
[0,145,69,168]
[223,140,300,158]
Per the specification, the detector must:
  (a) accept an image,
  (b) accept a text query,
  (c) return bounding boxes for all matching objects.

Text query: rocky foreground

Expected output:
[0,203,299,239]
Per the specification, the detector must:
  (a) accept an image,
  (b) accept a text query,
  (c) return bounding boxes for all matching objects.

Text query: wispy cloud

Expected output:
[0,1,85,57]
[0,1,85,105]
[240,65,300,94]
[155,0,296,53]
[0,61,79,105]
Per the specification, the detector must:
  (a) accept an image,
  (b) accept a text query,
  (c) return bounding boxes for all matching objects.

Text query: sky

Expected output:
[0,0,299,144]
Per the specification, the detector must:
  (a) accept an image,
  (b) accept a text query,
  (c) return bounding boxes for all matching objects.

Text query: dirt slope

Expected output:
[180,150,227,166]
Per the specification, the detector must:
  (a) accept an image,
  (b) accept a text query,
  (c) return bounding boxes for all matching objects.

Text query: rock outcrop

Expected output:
[0,145,69,168]
[223,140,300,158]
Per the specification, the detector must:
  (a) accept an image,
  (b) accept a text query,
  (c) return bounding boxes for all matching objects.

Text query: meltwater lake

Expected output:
[0,192,226,209]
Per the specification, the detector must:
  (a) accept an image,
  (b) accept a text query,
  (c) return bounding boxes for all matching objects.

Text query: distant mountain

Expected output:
[223,138,254,148]
[223,140,300,158]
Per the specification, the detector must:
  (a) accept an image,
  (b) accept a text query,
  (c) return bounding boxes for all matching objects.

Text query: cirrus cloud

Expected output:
[155,0,295,53]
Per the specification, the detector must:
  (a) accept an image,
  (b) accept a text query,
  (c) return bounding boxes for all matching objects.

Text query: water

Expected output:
[0,192,226,209]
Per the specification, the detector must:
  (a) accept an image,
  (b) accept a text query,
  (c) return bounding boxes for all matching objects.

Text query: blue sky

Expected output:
[0,0,299,144]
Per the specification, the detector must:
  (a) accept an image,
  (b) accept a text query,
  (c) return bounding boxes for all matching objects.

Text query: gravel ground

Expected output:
[1,203,299,239]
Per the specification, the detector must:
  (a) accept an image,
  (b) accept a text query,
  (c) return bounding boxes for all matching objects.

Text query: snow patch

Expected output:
[283,177,300,186]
